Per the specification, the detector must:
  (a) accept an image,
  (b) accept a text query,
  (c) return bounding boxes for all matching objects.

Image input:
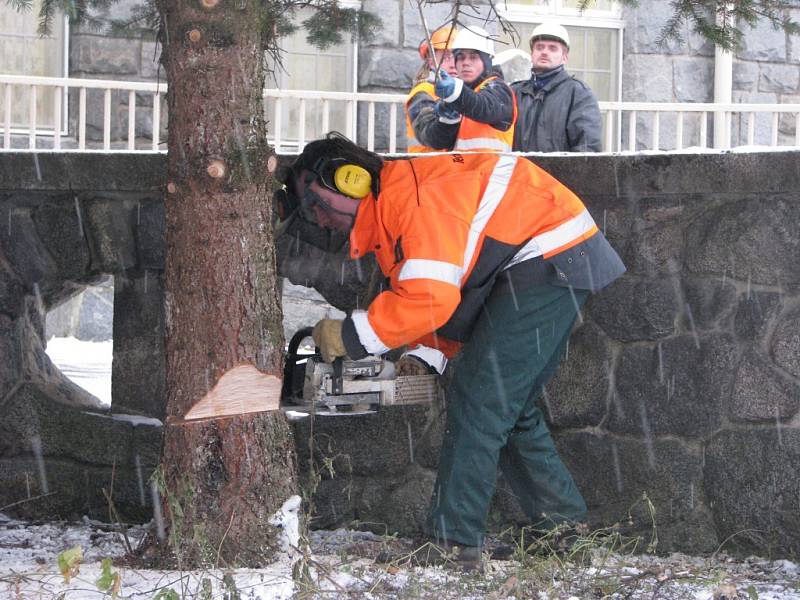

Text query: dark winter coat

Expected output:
[408,73,515,151]
[511,69,602,153]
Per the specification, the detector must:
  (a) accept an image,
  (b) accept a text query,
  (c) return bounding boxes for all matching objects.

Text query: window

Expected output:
[497,2,622,102]
[265,8,356,148]
[0,1,67,132]
[552,0,616,12]
[501,0,620,19]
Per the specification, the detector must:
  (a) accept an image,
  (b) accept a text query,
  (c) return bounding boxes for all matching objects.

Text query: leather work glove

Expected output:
[395,355,435,376]
[434,100,462,124]
[434,69,459,100]
[312,319,347,363]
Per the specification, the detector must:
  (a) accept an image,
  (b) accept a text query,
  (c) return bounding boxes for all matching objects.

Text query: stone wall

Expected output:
[0,153,345,521]
[623,0,800,148]
[0,153,166,521]
[1,151,799,558]
[68,0,166,147]
[45,277,114,341]
[292,151,800,558]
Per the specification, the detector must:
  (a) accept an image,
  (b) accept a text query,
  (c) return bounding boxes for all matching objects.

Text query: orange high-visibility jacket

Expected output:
[405,80,437,153]
[452,76,517,153]
[340,153,625,360]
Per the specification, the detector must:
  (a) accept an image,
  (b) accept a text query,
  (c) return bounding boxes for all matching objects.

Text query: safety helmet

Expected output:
[418,25,457,59]
[529,22,570,50]
[452,25,495,57]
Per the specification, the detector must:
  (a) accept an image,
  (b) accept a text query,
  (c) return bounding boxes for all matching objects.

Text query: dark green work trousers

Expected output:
[426,282,589,548]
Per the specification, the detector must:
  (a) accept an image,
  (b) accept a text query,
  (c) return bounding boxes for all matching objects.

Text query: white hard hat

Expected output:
[529,23,570,49]
[452,25,495,57]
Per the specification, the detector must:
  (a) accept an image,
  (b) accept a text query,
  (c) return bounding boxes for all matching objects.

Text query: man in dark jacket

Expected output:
[511,23,602,153]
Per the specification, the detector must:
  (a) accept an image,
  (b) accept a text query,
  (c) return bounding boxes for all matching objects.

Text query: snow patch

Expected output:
[268,495,302,562]
[45,336,113,405]
[284,410,311,421]
[107,413,164,427]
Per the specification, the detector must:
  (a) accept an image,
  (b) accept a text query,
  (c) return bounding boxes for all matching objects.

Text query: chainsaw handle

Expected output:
[287,326,315,358]
[332,357,344,395]
[281,326,317,403]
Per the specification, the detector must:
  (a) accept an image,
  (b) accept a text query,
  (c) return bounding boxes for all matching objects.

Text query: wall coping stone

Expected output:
[3,151,800,196]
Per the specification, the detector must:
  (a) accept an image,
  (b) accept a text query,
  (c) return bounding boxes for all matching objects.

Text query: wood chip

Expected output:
[182,365,282,421]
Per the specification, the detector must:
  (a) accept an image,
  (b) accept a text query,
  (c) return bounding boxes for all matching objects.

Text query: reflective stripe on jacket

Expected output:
[453,76,517,153]
[407,73,515,153]
[341,153,625,358]
[405,81,437,153]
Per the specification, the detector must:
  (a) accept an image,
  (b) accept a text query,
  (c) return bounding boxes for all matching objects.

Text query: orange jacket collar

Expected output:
[349,191,379,259]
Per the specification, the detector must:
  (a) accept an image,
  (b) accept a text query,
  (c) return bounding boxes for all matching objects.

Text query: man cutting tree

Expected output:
[276,133,625,570]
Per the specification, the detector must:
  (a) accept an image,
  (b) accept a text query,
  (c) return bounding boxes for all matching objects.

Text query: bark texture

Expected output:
[154,0,298,567]
[160,415,297,566]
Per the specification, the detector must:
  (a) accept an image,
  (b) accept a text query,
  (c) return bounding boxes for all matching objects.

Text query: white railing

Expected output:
[600,101,800,151]
[263,88,405,153]
[0,74,167,151]
[2,74,800,153]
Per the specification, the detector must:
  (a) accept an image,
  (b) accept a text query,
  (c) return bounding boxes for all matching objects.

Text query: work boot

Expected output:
[490,522,589,561]
[376,538,483,572]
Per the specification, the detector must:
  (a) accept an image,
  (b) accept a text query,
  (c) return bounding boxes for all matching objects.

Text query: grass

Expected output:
[2,518,798,599]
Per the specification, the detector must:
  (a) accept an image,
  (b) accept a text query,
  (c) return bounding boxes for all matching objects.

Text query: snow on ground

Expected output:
[1,517,799,599]
[0,516,296,599]
[31,336,800,598]
[45,337,113,405]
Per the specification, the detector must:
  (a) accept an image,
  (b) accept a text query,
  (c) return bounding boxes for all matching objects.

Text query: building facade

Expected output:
[2,0,799,148]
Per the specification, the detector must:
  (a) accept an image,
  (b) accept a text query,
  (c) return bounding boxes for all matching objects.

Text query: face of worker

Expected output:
[296,170,361,232]
[455,49,484,85]
[530,39,568,73]
[427,49,457,76]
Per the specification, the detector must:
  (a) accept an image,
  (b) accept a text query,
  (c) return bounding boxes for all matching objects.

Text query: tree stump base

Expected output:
[149,411,298,568]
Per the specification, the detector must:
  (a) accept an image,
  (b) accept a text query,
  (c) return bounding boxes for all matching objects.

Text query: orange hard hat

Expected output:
[418,25,457,59]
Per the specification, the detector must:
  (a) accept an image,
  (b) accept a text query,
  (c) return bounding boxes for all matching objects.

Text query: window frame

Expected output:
[264,0,360,149]
[498,3,624,103]
[500,0,622,22]
[0,11,69,137]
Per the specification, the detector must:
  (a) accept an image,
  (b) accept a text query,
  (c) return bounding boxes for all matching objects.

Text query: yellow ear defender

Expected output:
[332,163,372,198]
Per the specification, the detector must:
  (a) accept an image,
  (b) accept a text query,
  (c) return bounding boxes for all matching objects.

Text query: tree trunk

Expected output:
[154,0,298,568]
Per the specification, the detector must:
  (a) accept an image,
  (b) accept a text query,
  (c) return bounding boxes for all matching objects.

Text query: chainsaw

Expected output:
[282,327,440,414]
